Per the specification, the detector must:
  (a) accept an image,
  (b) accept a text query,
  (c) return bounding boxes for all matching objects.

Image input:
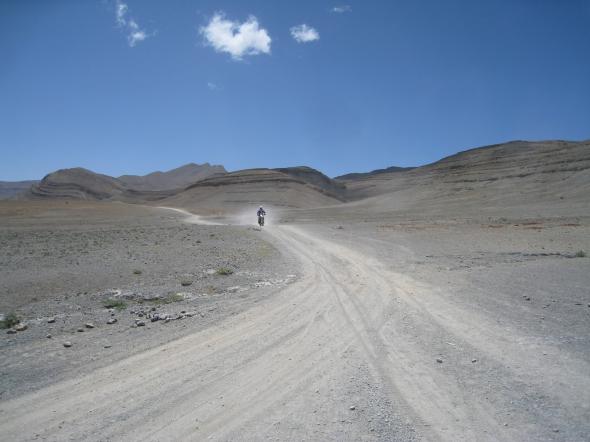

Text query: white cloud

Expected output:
[207,82,219,90]
[116,2,128,26]
[332,5,352,13]
[127,19,147,47]
[200,13,271,60]
[115,1,149,47]
[290,24,320,43]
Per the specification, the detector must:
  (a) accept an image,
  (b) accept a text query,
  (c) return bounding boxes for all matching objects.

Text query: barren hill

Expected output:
[118,163,226,191]
[20,140,590,216]
[29,168,128,200]
[28,168,174,202]
[160,168,344,214]
[337,140,590,217]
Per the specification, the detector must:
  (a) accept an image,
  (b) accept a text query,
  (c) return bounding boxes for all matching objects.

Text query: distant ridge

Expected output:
[334,165,414,181]
[118,163,226,191]
[26,163,225,201]
[14,140,590,215]
[0,180,38,199]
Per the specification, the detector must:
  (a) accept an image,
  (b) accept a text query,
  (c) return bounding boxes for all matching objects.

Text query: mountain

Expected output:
[160,168,345,213]
[17,140,590,217]
[334,166,414,181]
[0,181,38,199]
[118,163,226,191]
[341,140,590,217]
[29,168,129,200]
[25,163,226,201]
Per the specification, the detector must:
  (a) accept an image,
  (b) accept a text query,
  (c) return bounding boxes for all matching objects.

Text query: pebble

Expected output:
[436,358,443,363]
[85,323,95,329]
[472,359,477,363]
[6,329,17,334]
[107,318,117,324]
[47,334,52,339]
[349,406,356,410]
[14,323,28,332]
[104,344,112,349]
[77,328,84,332]
[136,320,146,327]
[63,341,72,348]
[47,317,56,323]
[523,296,531,301]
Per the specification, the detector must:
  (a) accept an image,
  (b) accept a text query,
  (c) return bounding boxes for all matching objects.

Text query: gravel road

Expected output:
[1,208,589,441]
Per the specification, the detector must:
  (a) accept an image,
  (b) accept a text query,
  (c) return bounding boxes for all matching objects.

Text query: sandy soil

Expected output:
[1,201,589,441]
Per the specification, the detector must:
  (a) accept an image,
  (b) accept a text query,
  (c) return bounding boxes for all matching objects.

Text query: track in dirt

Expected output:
[1,218,588,441]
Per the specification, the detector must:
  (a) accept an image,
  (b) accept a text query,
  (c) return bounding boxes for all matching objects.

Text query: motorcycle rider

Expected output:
[257,206,266,226]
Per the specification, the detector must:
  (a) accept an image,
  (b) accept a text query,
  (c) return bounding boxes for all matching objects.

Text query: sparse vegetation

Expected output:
[216,267,234,276]
[103,298,127,310]
[575,250,586,258]
[0,312,20,329]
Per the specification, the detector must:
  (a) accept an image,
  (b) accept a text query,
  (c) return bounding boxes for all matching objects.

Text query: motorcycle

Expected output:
[258,214,265,227]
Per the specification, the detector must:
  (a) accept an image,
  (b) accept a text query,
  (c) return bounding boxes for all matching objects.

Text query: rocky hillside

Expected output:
[29,168,128,200]
[27,168,176,202]
[342,140,590,216]
[160,168,345,213]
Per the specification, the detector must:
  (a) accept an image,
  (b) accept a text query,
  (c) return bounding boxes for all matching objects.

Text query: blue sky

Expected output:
[1,0,589,181]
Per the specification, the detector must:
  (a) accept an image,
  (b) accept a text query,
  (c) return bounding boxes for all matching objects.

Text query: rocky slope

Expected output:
[160,168,345,214]
[29,168,129,200]
[339,140,590,217]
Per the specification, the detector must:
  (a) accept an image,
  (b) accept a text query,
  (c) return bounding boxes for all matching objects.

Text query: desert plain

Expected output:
[0,140,589,441]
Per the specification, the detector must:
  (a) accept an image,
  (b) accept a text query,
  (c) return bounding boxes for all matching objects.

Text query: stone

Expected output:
[6,329,17,334]
[47,334,52,339]
[472,359,477,363]
[107,318,117,324]
[47,317,56,323]
[104,344,112,349]
[14,323,28,332]
[136,320,146,327]
[77,328,84,332]
[349,406,356,410]
[85,322,95,329]
[436,358,443,363]
[63,341,72,347]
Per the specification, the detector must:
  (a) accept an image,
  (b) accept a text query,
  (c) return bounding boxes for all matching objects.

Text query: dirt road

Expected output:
[1,220,588,441]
